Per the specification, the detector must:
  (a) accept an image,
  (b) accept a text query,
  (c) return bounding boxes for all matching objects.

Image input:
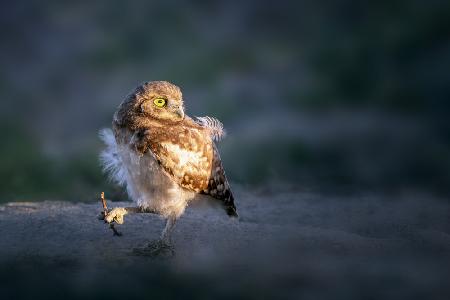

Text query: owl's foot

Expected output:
[104,207,128,224]
[131,239,175,258]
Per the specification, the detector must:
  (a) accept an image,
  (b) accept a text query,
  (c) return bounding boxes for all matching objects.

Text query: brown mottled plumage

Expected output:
[99,81,237,248]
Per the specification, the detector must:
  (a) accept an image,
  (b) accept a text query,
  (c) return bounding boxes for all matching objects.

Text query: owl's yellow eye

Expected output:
[153,98,166,108]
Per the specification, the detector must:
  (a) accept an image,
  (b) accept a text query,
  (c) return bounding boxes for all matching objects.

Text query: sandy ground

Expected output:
[1,188,450,300]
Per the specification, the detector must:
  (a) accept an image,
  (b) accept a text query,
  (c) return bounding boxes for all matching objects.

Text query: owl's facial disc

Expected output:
[140,96,184,122]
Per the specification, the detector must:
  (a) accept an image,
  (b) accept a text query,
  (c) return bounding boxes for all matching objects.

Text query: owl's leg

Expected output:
[131,215,177,258]
[161,215,177,244]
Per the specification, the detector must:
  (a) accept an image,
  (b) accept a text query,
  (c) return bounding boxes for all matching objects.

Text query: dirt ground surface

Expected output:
[1,188,449,300]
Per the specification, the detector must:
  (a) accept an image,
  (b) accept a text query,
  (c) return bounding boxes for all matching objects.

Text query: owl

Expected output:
[99,81,237,249]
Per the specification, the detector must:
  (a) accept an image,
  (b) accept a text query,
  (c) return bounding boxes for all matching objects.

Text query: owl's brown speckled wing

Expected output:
[139,117,237,217]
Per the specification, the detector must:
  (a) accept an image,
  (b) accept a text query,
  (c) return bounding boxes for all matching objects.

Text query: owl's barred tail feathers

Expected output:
[195,116,226,142]
[99,128,127,186]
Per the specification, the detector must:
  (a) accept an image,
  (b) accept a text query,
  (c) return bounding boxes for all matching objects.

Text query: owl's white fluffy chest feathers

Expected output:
[100,128,195,218]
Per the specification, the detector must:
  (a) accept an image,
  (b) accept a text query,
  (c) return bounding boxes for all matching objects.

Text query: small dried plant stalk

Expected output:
[100,192,122,236]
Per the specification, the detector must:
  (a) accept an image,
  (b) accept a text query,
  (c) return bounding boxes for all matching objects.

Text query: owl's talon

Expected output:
[104,207,128,224]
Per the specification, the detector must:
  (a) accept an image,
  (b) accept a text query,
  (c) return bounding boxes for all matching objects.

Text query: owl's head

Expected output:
[117,81,185,128]
[136,81,184,122]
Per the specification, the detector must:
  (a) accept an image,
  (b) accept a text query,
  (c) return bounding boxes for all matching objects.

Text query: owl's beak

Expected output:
[174,107,185,120]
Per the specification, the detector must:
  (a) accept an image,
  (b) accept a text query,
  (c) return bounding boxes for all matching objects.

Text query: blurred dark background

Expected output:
[2,2,450,300]
[0,0,449,202]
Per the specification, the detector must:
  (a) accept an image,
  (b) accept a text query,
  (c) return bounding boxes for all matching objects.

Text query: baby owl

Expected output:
[99,81,238,247]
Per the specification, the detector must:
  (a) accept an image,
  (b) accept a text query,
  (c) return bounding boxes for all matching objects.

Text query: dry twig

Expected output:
[100,192,122,236]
